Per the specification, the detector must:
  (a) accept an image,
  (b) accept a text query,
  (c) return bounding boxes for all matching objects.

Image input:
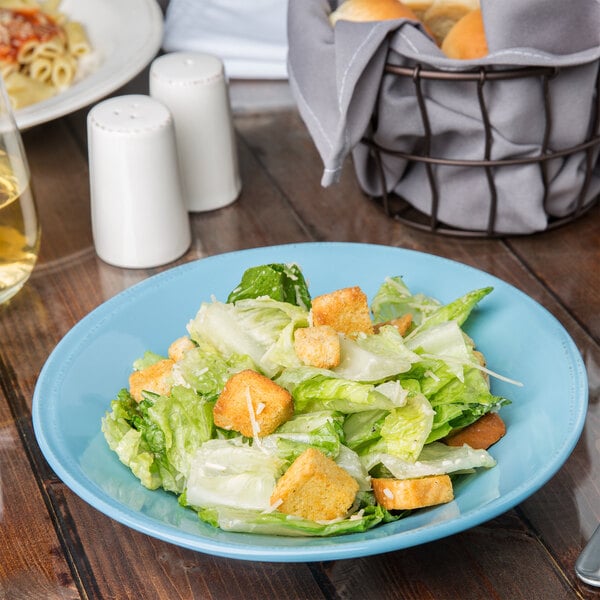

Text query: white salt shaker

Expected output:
[149,52,242,212]
[87,95,191,269]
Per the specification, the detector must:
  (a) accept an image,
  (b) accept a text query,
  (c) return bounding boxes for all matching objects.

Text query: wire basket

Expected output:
[363,63,600,237]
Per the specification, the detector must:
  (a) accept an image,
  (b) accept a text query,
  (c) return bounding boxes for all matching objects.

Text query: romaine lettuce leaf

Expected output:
[196,503,385,536]
[406,321,473,382]
[274,365,337,393]
[401,324,510,442]
[174,343,254,399]
[344,409,388,453]
[187,297,309,377]
[292,374,405,414]
[371,276,441,326]
[363,441,496,479]
[139,386,216,493]
[426,367,511,442]
[101,389,163,490]
[227,263,311,310]
[332,326,419,382]
[184,438,285,511]
[407,287,493,335]
[345,392,435,462]
[102,386,216,494]
[374,380,409,406]
[379,393,435,462]
[335,444,372,491]
[398,357,456,398]
[260,410,345,462]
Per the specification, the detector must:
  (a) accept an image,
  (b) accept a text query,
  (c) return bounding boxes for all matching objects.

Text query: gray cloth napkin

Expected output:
[287,0,600,233]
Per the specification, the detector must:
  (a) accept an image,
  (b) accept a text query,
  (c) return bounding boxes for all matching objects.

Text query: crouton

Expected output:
[445,412,506,450]
[311,286,374,337]
[129,358,174,403]
[270,447,359,521]
[373,313,413,336]
[294,325,341,369]
[168,336,195,362]
[213,369,293,437]
[473,350,485,367]
[372,475,454,510]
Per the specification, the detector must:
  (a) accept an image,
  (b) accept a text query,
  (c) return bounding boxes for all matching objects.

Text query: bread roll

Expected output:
[401,0,434,21]
[421,0,479,45]
[330,0,421,26]
[441,8,488,59]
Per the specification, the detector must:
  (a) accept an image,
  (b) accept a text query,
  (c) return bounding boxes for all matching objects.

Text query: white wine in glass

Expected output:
[0,80,40,305]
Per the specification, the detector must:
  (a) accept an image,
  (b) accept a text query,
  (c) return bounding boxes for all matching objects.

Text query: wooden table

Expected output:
[1,64,599,599]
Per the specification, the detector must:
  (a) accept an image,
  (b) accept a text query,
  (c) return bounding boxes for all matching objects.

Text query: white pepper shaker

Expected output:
[87,95,191,269]
[150,52,242,212]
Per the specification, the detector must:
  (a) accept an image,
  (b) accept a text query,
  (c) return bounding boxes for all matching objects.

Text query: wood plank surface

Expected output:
[54,487,327,600]
[0,365,80,598]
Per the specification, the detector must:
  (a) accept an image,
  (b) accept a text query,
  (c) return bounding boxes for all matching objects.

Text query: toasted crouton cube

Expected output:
[213,369,293,437]
[168,336,195,362]
[311,286,374,337]
[373,313,413,336]
[445,412,506,450]
[372,475,454,510]
[294,325,341,369]
[270,447,359,521]
[473,349,486,367]
[129,359,174,403]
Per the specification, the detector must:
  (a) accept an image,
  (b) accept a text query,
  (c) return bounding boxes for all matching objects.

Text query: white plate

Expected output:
[13,0,164,129]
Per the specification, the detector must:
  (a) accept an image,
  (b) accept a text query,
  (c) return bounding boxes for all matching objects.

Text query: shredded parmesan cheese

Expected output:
[424,369,440,382]
[262,498,283,514]
[316,517,345,525]
[205,462,227,471]
[245,387,262,446]
[383,488,394,499]
[420,352,523,386]
[349,509,365,521]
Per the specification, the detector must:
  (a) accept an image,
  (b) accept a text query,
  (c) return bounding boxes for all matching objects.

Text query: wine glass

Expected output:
[0,76,40,305]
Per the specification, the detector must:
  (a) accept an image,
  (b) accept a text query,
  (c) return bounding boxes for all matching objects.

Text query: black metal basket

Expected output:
[363,63,600,237]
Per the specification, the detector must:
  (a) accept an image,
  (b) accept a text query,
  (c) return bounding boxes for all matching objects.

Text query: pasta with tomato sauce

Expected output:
[0,0,92,110]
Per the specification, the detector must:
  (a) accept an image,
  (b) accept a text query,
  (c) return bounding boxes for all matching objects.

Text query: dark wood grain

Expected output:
[0,387,80,599]
[0,89,598,599]
[323,515,578,600]
[53,487,327,600]
[508,214,600,343]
